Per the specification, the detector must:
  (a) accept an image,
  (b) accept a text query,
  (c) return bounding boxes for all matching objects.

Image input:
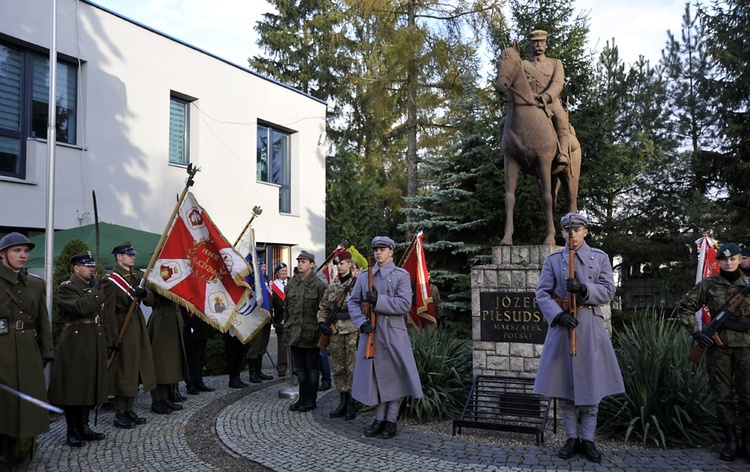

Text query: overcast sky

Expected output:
[92,0,695,69]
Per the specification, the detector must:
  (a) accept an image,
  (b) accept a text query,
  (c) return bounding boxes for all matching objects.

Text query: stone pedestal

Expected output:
[471,245,557,378]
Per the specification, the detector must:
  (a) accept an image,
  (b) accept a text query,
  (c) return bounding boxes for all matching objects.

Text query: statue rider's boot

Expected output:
[720,424,738,461]
[557,131,570,166]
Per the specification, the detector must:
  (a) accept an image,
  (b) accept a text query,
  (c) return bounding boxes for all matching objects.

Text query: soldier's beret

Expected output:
[296,250,315,263]
[112,241,137,255]
[274,262,287,273]
[741,248,750,257]
[530,29,548,40]
[716,243,740,260]
[71,250,96,267]
[372,236,395,250]
[333,251,352,264]
[561,213,589,229]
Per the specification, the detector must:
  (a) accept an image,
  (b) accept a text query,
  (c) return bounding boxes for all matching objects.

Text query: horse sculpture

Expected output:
[495,43,580,246]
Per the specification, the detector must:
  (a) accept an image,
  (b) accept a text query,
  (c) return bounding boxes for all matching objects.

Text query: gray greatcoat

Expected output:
[0,265,53,438]
[534,242,624,405]
[147,295,190,384]
[103,264,157,396]
[348,260,423,405]
[48,274,108,406]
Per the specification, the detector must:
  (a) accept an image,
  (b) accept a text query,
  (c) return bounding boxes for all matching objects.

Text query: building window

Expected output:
[257,124,291,213]
[0,42,77,179]
[169,96,190,166]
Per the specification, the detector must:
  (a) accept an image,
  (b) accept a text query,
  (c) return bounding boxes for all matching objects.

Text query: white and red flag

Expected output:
[400,231,437,328]
[695,234,720,327]
[147,192,252,332]
[232,228,272,343]
[321,242,347,283]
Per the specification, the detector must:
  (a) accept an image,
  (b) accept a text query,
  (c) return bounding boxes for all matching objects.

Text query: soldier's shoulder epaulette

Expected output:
[590,247,608,257]
[549,248,564,256]
[60,280,72,286]
[28,272,43,280]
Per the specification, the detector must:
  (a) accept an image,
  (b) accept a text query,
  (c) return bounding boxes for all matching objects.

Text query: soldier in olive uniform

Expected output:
[103,242,157,429]
[147,292,190,415]
[0,233,53,472]
[285,250,327,412]
[317,250,359,420]
[534,213,624,463]
[677,242,750,462]
[48,251,108,447]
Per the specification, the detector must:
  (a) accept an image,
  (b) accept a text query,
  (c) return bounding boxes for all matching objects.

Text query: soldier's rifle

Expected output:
[315,239,349,275]
[107,164,199,370]
[568,227,577,357]
[688,284,750,364]
[364,257,376,359]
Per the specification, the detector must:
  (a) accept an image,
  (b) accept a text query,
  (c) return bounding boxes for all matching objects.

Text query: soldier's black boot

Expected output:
[255,358,272,381]
[113,410,135,429]
[382,421,398,439]
[364,419,386,437]
[345,394,356,420]
[78,406,105,441]
[558,438,580,460]
[330,392,348,418]
[720,425,738,461]
[0,434,14,472]
[247,363,262,384]
[169,384,186,403]
[64,407,85,447]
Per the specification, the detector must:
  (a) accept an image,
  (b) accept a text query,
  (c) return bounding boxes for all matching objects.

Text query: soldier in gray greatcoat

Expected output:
[677,242,750,462]
[349,236,423,440]
[534,213,624,463]
[103,241,156,429]
[48,251,108,447]
[0,233,53,471]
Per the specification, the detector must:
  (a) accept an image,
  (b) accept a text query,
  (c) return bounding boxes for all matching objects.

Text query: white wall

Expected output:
[0,0,327,259]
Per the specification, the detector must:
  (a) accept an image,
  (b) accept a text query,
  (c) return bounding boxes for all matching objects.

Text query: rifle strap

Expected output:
[0,276,26,312]
[722,318,750,332]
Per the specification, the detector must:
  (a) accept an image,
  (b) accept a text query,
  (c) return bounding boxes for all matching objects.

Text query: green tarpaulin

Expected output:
[27,222,162,269]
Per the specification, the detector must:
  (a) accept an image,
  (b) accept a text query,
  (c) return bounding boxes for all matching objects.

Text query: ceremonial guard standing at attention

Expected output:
[348,236,423,440]
[48,251,108,447]
[271,262,289,377]
[0,233,53,472]
[147,292,190,414]
[534,213,624,463]
[103,242,157,429]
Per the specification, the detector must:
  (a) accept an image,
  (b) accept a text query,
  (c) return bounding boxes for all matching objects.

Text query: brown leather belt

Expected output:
[66,316,102,326]
[554,298,595,311]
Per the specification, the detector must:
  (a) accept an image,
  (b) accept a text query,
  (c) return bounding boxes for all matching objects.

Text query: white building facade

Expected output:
[0,0,327,270]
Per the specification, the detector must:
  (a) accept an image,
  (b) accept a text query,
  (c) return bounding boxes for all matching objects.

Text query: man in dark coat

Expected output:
[0,233,53,471]
[349,236,423,440]
[271,263,289,377]
[148,293,190,414]
[285,251,327,412]
[534,213,624,463]
[182,309,215,394]
[103,241,156,429]
[48,251,108,447]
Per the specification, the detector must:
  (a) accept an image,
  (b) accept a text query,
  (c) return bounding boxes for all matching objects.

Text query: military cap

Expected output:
[333,250,352,264]
[530,29,548,40]
[296,250,315,263]
[716,242,741,260]
[0,232,34,252]
[741,248,750,257]
[372,236,396,250]
[111,241,137,255]
[274,262,288,273]
[561,213,589,229]
[71,250,96,267]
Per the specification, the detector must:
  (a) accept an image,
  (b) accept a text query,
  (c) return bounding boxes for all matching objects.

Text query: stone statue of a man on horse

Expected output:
[495,30,581,246]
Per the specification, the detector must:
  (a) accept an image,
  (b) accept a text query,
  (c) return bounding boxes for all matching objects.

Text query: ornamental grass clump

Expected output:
[597,310,721,448]
[403,325,472,423]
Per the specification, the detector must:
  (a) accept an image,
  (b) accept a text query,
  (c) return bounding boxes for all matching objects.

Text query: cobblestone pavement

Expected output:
[14,330,750,471]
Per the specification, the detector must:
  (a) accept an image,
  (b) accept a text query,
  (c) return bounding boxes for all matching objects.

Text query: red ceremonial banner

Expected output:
[400,231,437,328]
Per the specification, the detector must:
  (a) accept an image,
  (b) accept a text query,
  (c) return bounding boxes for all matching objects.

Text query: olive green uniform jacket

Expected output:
[0,265,53,438]
[48,274,108,406]
[147,295,190,384]
[103,264,156,396]
[284,272,326,349]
